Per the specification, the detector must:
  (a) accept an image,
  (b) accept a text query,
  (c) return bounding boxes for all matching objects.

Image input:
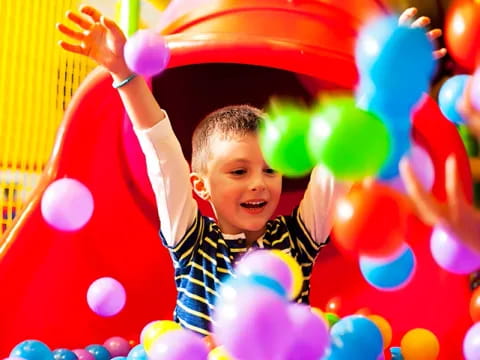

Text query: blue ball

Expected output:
[126,345,147,360]
[356,15,434,93]
[378,127,412,180]
[360,245,416,290]
[390,346,404,360]
[52,349,78,360]
[438,74,471,124]
[10,340,53,360]
[85,345,111,360]
[327,315,383,360]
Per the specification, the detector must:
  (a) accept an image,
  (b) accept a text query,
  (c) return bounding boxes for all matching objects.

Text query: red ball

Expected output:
[333,182,411,258]
[445,0,480,71]
[470,287,480,322]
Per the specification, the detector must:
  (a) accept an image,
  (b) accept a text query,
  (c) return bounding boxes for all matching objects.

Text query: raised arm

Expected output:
[57,6,197,246]
[57,5,165,129]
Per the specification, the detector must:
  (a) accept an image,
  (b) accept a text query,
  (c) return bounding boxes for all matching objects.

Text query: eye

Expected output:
[230,169,246,175]
[264,168,277,174]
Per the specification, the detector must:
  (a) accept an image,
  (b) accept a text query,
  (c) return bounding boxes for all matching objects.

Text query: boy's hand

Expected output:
[400,155,480,254]
[56,5,130,77]
[398,7,447,59]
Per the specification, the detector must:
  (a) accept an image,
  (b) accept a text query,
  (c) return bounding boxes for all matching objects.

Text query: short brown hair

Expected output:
[191,105,264,173]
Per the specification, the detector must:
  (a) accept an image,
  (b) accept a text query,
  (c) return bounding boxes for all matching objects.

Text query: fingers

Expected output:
[57,40,87,55]
[411,16,431,28]
[56,23,84,41]
[427,28,442,41]
[433,48,447,60]
[399,157,443,225]
[398,7,417,25]
[101,15,126,42]
[66,10,93,30]
[80,5,102,23]
[445,155,466,209]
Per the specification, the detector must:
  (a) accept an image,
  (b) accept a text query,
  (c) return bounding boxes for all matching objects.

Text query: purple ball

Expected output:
[103,337,130,358]
[124,30,170,77]
[41,178,94,231]
[87,277,126,317]
[471,67,480,111]
[283,303,330,360]
[464,322,480,360]
[236,250,293,298]
[148,330,208,360]
[430,226,480,274]
[71,351,94,360]
[213,287,292,360]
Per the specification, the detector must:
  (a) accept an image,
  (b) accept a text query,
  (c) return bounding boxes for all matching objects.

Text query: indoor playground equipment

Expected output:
[0,0,475,359]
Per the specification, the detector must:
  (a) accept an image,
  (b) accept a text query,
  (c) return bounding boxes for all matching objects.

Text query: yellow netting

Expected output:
[0,0,96,235]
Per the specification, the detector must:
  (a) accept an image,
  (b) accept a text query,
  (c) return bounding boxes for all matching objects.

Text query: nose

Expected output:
[250,173,266,192]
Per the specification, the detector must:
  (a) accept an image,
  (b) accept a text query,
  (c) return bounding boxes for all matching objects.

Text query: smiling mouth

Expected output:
[240,201,267,209]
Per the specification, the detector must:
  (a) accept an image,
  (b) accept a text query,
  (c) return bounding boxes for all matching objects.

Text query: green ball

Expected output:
[325,312,340,328]
[308,97,391,180]
[259,101,315,177]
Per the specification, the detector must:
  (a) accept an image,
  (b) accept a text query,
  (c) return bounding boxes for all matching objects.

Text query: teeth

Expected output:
[246,201,264,205]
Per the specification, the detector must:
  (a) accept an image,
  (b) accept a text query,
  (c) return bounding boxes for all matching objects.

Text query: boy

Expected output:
[57,5,442,335]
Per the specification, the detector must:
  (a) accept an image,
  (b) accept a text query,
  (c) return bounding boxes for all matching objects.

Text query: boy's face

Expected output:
[199,133,282,237]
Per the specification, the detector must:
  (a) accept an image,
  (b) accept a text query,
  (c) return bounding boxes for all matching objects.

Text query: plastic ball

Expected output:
[445,0,480,71]
[471,67,480,111]
[359,244,416,291]
[140,320,182,352]
[401,328,439,360]
[87,277,126,317]
[368,315,393,349]
[52,349,78,360]
[124,29,170,77]
[464,322,480,360]
[103,337,131,358]
[84,346,110,360]
[430,226,480,274]
[470,287,480,322]
[10,340,53,360]
[324,312,340,328]
[148,329,209,360]
[207,346,232,360]
[213,287,292,360]
[329,315,383,360]
[356,15,434,93]
[283,303,330,360]
[72,350,94,360]
[41,178,94,231]
[236,249,302,299]
[333,182,410,258]
[438,74,471,124]
[126,345,146,360]
[308,97,391,181]
[258,100,315,177]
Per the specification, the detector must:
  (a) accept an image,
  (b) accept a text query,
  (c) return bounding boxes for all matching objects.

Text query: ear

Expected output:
[190,172,210,200]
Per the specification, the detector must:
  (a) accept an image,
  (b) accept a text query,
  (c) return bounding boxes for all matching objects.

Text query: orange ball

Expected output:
[470,286,480,322]
[401,328,440,360]
[368,314,392,349]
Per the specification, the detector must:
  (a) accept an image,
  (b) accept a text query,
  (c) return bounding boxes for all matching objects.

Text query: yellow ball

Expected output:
[270,249,304,299]
[401,328,440,360]
[368,314,392,349]
[208,346,233,360]
[141,320,182,352]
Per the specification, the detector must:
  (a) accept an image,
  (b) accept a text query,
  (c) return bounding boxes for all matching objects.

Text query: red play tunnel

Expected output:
[0,1,473,358]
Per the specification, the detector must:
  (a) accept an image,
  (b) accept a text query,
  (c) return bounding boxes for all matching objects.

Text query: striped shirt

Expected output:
[161,207,328,335]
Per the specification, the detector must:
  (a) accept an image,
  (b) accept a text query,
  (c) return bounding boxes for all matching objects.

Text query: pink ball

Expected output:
[103,337,130,357]
[124,30,170,77]
[41,178,94,231]
[471,67,480,112]
[72,350,94,360]
[87,277,126,317]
